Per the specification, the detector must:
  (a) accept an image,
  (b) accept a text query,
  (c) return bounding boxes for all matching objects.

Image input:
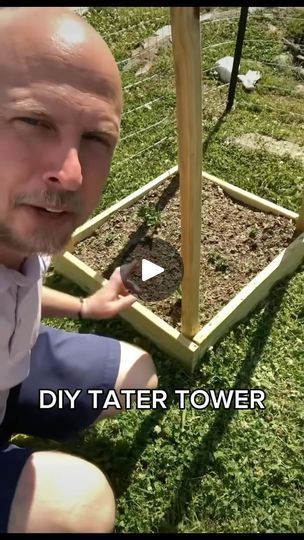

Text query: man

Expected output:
[0,7,158,533]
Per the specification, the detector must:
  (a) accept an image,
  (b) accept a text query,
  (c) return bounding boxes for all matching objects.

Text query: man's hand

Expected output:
[81,259,140,319]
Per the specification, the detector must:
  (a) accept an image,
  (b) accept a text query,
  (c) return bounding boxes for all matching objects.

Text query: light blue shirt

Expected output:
[0,254,50,424]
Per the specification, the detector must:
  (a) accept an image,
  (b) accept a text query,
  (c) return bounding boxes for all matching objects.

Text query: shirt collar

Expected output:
[0,254,43,291]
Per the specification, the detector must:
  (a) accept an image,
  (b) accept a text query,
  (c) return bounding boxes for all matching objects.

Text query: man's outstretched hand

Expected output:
[80,259,140,319]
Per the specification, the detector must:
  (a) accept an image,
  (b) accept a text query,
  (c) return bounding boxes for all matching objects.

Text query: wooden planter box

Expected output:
[51,9,304,372]
[52,166,304,371]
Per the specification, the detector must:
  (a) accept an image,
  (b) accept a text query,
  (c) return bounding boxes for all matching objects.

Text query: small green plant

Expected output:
[137,204,162,228]
[104,232,114,245]
[172,284,182,302]
[176,284,182,298]
[249,225,259,239]
[208,251,230,272]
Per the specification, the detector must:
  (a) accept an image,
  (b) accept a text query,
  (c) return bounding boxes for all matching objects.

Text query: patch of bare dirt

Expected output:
[74,174,296,330]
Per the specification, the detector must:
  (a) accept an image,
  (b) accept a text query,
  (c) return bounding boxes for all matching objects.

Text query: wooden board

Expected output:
[203,171,299,221]
[170,7,203,338]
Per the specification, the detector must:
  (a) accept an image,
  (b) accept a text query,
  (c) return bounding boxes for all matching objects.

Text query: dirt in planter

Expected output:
[74,174,296,330]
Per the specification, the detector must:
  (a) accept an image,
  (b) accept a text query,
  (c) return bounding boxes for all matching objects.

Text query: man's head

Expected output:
[0,7,122,258]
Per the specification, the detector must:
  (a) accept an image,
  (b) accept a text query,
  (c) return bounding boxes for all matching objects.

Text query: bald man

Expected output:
[0,7,158,533]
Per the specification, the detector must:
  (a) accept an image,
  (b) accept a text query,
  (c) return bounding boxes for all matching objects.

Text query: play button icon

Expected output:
[142,259,164,282]
[120,237,184,302]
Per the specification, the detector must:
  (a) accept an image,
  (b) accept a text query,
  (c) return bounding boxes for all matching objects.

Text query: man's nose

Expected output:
[43,147,83,191]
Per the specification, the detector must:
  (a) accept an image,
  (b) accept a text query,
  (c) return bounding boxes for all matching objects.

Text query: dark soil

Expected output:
[74,174,296,330]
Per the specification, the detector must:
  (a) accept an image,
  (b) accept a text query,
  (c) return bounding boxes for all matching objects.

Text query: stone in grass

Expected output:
[273,53,294,69]
[295,84,304,94]
[228,133,304,166]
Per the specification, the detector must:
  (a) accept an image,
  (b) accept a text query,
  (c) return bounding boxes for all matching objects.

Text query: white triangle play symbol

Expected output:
[141,258,164,282]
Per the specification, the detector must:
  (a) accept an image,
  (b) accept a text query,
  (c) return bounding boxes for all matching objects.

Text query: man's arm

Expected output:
[41,286,83,319]
[41,261,139,320]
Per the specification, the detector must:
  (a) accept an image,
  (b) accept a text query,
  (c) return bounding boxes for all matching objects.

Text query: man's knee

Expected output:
[97,342,158,419]
[8,450,116,533]
[116,341,158,391]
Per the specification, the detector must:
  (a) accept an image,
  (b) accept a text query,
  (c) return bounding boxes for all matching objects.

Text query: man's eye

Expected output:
[16,117,49,128]
[84,133,111,147]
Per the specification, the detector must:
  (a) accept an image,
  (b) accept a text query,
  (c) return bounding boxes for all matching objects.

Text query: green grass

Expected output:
[12,7,304,533]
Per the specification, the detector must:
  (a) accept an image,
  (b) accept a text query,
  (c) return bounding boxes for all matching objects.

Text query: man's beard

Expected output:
[0,188,83,255]
[0,219,75,255]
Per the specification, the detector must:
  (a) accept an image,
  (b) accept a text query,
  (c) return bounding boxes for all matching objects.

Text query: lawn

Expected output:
[13,7,304,533]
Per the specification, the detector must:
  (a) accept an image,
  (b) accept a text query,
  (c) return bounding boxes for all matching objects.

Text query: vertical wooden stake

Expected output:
[170,7,202,338]
[296,193,304,233]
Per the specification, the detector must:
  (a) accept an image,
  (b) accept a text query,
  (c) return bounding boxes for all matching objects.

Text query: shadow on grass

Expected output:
[203,109,228,156]
[154,274,291,533]
[77,394,179,498]
[74,316,193,499]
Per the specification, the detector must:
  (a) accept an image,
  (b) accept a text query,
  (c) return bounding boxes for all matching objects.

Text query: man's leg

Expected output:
[1,325,158,532]
[10,325,158,437]
[7,450,115,533]
[96,340,158,418]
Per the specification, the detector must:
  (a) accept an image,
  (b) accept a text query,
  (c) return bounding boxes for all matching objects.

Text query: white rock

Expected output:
[214,56,236,83]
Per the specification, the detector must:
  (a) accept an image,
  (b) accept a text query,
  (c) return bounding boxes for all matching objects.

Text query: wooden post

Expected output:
[296,193,304,233]
[170,7,202,338]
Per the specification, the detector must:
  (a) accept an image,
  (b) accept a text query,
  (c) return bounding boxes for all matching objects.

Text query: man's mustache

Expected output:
[14,190,82,213]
